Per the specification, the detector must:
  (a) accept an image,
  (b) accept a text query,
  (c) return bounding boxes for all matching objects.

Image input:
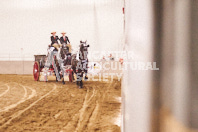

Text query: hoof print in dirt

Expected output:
[0,75,121,131]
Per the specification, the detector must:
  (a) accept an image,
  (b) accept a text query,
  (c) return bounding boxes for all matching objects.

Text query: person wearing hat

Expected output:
[60,32,72,54]
[60,32,70,44]
[50,31,59,46]
[46,32,59,68]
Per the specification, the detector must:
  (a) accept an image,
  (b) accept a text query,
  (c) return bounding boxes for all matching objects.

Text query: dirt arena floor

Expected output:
[0,75,121,132]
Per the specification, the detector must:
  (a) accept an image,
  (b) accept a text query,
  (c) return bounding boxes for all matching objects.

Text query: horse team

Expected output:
[49,31,89,88]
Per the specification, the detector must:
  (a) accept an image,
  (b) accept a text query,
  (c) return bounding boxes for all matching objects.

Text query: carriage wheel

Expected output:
[69,70,73,82]
[33,61,40,81]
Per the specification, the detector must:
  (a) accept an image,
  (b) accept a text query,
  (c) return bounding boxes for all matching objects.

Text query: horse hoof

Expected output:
[62,81,65,85]
[79,86,83,89]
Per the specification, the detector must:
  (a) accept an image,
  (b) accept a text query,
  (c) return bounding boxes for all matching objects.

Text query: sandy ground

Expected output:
[0,75,121,132]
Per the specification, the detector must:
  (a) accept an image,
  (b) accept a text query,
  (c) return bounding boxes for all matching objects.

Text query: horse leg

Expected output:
[54,57,61,82]
[76,70,83,88]
[76,69,81,86]
[54,65,59,82]
[62,77,65,84]
[55,75,58,82]
[80,80,83,88]
[80,72,83,88]
[84,69,88,80]
[76,80,79,86]
[72,66,76,82]
[72,71,75,82]
[61,69,65,84]
[84,62,88,80]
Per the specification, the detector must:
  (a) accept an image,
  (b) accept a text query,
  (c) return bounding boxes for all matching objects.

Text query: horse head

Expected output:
[79,40,89,60]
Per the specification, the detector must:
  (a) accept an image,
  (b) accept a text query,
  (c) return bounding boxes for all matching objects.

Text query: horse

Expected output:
[57,43,77,84]
[52,45,65,84]
[44,44,64,84]
[76,40,89,88]
[55,41,89,87]
[45,42,75,84]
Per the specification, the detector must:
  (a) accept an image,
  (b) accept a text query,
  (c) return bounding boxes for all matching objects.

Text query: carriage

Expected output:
[33,41,89,88]
[33,47,74,83]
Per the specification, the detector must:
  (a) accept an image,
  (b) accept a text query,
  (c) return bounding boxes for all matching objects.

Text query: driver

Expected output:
[51,31,59,45]
[50,31,61,50]
[46,31,60,67]
[60,32,70,44]
[60,32,72,55]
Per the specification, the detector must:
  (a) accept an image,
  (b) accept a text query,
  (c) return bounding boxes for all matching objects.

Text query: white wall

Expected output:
[0,0,123,60]
[122,0,154,132]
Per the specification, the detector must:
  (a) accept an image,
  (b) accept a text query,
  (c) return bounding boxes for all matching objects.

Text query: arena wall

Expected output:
[0,61,33,74]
